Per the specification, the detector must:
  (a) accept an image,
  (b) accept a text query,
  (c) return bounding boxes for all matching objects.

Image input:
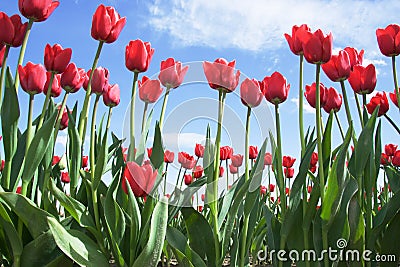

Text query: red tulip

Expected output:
[264,152,272,166]
[44,44,72,73]
[310,165,317,174]
[52,155,60,166]
[58,107,69,130]
[125,39,154,73]
[301,29,333,64]
[385,144,398,157]
[304,82,326,109]
[249,146,258,159]
[310,152,318,166]
[164,150,174,163]
[344,47,364,70]
[219,166,224,177]
[43,72,61,97]
[240,78,263,108]
[178,152,196,169]
[61,171,70,183]
[220,146,233,160]
[389,91,399,108]
[285,187,290,195]
[284,168,294,178]
[380,153,390,166]
[147,148,153,158]
[201,194,205,202]
[262,71,290,105]
[0,160,4,172]
[60,63,86,93]
[82,156,88,168]
[18,0,59,22]
[91,67,109,95]
[16,186,22,194]
[323,87,342,113]
[193,165,204,178]
[0,46,5,67]
[231,154,243,167]
[307,185,313,194]
[376,24,400,57]
[18,62,47,95]
[184,174,193,186]
[195,143,205,158]
[0,13,28,47]
[203,58,240,93]
[91,4,126,44]
[122,161,158,197]
[284,24,311,55]
[103,84,120,107]
[322,50,351,82]
[198,206,203,212]
[365,92,389,117]
[348,64,377,95]
[138,76,163,103]
[260,186,267,195]
[229,164,238,174]
[282,156,296,168]
[159,58,189,89]
[392,150,400,167]
[269,184,275,192]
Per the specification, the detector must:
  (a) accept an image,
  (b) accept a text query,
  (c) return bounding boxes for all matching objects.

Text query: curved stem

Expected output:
[164,163,169,195]
[37,72,55,130]
[334,112,345,140]
[106,107,113,131]
[14,19,34,94]
[354,92,363,127]
[141,102,149,133]
[275,104,286,217]
[128,71,139,161]
[391,56,400,112]
[298,54,305,155]
[159,85,171,130]
[384,114,400,135]
[0,45,10,110]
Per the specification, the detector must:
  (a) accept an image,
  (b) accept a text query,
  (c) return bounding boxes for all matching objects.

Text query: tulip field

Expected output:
[1,1,400,267]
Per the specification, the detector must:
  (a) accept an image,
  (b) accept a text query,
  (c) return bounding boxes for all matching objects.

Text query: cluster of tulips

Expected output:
[0,1,399,267]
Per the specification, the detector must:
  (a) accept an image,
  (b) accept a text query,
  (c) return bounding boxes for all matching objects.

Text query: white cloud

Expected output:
[146,0,399,56]
[291,97,315,114]
[163,132,213,151]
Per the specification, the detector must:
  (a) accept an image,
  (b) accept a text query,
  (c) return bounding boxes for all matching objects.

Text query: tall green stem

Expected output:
[14,19,34,94]
[37,72,55,130]
[384,114,400,134]
[78,41,104,143]
[391,56,400,112]
[128,71,139,161]
[159,85,171,130]
[141,102,149,133]
[24,94,35,158]
[298,54,305,155]
[0,45,10,110]
[334,112,345,140]
[53,92,69,139]
[354,92,363,127]
[225,159,229,191]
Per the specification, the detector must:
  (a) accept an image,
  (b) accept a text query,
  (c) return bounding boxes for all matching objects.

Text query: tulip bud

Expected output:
[91,4,126,43]
[159,58,189,89]
[44,44,72,73]
[43,72,61,97]
[18,62,47,95]
[184,174,193,186]
[203,58,240,92]
[103,84,120,107]
[0,13,28,47]
[18,0,59,22]
[125,39,154,73]
[61,171,70,183]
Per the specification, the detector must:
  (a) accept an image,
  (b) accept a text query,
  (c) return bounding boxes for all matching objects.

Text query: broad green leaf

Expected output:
[47,217,109,266]
[385,166,400,193]
[67,109,82,196]
[125,178,141,265]
[93,129,108,190]
[322,111,333,177]
[150,122,164,169]
[0,200,22,262]
[380,212,400,267]
[10,130,26,191]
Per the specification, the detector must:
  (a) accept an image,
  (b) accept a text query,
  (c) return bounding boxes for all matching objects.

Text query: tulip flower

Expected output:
[125,39,154,73]
[0,13,28,47]
[193,165,204,179]
[90,67,109,95]
[282,156,296,168]
[43,72,61,97]
[103,84,120,107]
[91,4,126,44]
[18,0,59,22]
[323,87,342,113]
[307,186,313,194]
[184,174,193,186]
[269,184,275,192]
[389,91,399,108]
[322,50,351,82]
[260,186,267,195]
[385,144,398,157]
[0,160,4,172]
[262,71,290,105]
[201,194,205,202]
[310,152,318,167]
[231,154,243,167]
[344,47,364,70]
[52,155,60,166]
[159,58,189,89]
[392,150,400,167]
[122,161,158,197]
[18,62,47,95]
[348,64,377,95]
[82,156,89,168]
[0,46,5,67]
[61,171,70,183]
[264,153,272,166]
[365,92,389,117]
[195,143,205,158]
[229,164,238,174]
[220,146,233,160]
[147,148,153,158]
[240,78,263,108]
[198,206,203,212]
[59,107,69,130]
[301,29,333,64]
[380,153,390,166]
[44,44,72,73]
[164,150,174,163]
[249,146,258,159]
[376,24,400,57]
[284,24,311,55]
[138,76,163,103]
[285,187,291,195]
[178,152,196,169]
[310,165,317,173]
[203,58,240,93]
[219,166,224,177]
[61,63,86,93]
[304,82,326,109]
[284,168,294,178]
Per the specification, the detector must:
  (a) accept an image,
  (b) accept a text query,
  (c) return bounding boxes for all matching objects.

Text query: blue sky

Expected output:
[1,0,399,190]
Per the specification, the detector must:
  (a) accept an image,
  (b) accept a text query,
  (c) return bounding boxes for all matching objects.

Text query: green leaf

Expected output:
[322,111,334,176]
[135,109,153,165]
[47,217,109,266]
[93,129,108,190]
[0,200,22,262]
[150,122,164,170]
[380,211,400,267]
[67,108,82,196]
[133,197,168,267]
[385,166,400,193]
[10,130,26,191]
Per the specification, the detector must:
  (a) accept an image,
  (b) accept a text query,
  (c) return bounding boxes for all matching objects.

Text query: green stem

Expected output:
[0,45,10,111]
[2,160,11,191]
[159,85,171,130]
[106,107,112,131]
[141,101,149,133]
[391,56,400,112]
[53,92,69,140]
[340,80,357,145]
[14,19,34,94]
[274,104,286,217]
[37,72,55,130]
[78,41,104,143]
[164,163,169,195]
[354,92,363,127]
[362,94,368,127]
[128,71,139,161]
[299,54,305,155]
[24,94,35,157]
[239,106,252,267]
[18,181,29,237]
[384,114,400,135]
[334,112,345,140]
[225,159,229,191]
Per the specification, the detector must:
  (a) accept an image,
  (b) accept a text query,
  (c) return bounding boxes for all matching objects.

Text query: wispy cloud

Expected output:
[291,97,315,114]
[147,0,399,57]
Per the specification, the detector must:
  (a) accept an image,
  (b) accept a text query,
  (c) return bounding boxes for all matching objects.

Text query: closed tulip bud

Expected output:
[229,164,238,174]
[195,143,205,158]
[184,174,193,186]
[376,24,400,57]
[18,0,59,22]
[125,39,154,73]
[0,46,5,67]
[249,146,258,159]
[322,50,351,82]
[220,146,233,160]
[91,67,109,95]
[240,78,263,108]
[307,186,313,194]
[282,156,296,168]
[147,148,152,158]
[366,92,389,117]
[164,150,174,163]
[178,152,196,169]
[43,72,61,97]
[91,4,126,44]
[122,161,158,197]
[138,76,163,103]
[198,206,203,212]
[159,58,189,89]
[61,63,86,93]
[203,58,240,93]
[304,82,326,108]
[284,167,295,178]
[284,24,311,55]
[52,155,60,166]
[0,13,28,47]
[348,64,377,95]
[18,62,47,95]
[103,83,120,107]
[260,186,267,195]
[392,151,400,167]
[286,187,290,195]
[219,166,224,177]
[380,153,390,166]
[193,165,204,178]
[323,87,342,113]
[310,152,318,166]
[389,90,399,108]
[302,29,333,64]
[44,44,72,73]
[269,184,275,192]
[310,165,317,173]
[58,107,69,130]
[231,154,243,167]
[0,160,4,172]
[82,156,88,168]
[344,47,364,70]
[264,152,272,166]
[61,171,70,183]
[262,71,290,105]
[385,144,398,157]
